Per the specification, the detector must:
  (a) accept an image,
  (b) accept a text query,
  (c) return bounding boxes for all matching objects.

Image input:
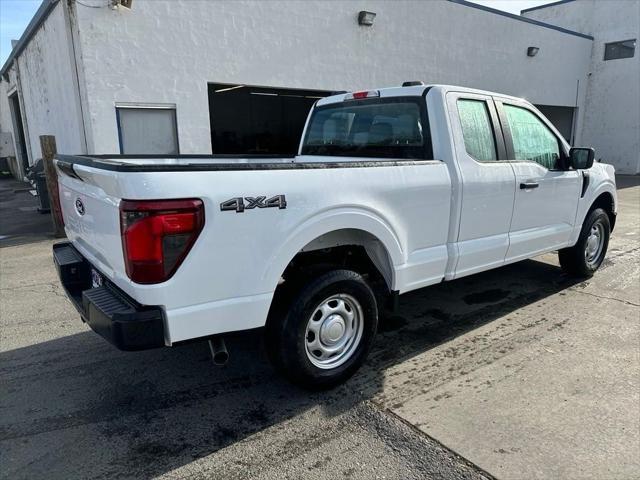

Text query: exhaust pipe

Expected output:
[208,337,229,366]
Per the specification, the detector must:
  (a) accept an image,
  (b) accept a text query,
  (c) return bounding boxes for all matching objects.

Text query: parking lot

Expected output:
[1,176,638,480]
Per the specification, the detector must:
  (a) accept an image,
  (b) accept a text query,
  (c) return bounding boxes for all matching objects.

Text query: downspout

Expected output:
[570,78,579,146]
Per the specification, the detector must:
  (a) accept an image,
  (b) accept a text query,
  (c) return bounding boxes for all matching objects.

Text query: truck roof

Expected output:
[316,84,527,107]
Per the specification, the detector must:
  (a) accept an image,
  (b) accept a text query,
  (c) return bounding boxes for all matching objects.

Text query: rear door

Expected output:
[494,99,581,262]
[446,92,515,278]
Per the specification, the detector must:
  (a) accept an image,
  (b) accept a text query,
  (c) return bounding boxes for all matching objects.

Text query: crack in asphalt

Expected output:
[569,288,640,307]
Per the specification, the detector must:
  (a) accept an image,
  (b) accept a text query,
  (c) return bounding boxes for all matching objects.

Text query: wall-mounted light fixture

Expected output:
[110,0,133,9]
[527,46,540,57]
[358,11,376,26]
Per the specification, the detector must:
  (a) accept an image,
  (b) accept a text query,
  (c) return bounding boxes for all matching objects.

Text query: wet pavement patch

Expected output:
[463,289,510,305]
[378,315,408,332]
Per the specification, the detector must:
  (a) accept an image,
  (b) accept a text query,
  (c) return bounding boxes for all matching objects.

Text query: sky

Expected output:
[467,0,558,15]
[0,0,557,66]
[1,0,41,65]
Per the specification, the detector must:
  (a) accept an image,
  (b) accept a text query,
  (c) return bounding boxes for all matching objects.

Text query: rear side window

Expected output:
[457,99,497,162]
[504,105,560,170]
[301,98,431,159]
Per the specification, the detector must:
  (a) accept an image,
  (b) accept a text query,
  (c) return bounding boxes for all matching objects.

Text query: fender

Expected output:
[262,207,405,293]
[569,164,617,245]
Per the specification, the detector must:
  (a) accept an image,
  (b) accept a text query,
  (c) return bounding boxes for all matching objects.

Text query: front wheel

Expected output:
[559,208,610,277]
[265,269,378,390]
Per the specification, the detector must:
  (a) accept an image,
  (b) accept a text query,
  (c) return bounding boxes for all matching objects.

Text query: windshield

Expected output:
[301,97,431,159]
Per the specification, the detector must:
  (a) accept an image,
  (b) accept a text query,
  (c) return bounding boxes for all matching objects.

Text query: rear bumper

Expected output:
[53,242,166,351]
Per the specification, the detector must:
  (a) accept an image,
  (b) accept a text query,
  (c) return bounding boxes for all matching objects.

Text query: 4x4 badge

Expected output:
[220,195,287,213]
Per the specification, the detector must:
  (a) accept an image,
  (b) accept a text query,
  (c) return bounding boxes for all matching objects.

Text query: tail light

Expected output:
[120,199,204,284]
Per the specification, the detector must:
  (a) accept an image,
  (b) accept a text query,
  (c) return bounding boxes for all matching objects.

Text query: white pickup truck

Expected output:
[53,84,617,388]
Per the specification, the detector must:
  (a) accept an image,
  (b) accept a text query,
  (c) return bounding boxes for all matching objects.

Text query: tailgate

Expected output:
[56,160,125,279]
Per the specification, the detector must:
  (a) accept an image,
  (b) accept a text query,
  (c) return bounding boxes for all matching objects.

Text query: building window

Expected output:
[457,99,497,162]
[604,39,636,61]
[116,106,179,154]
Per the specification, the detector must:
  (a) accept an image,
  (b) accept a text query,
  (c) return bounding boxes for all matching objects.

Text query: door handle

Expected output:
[520,182,539,190]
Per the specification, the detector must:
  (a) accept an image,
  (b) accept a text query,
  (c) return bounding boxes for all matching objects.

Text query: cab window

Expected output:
[457,99,498,162]
[504,104,560,169]
[301,98,431,159]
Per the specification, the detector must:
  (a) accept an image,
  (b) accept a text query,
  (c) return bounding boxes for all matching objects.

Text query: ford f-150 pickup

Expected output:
[53,84,617,388]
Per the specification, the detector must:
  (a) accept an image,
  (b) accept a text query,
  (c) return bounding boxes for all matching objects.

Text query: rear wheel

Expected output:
[266,269,378,390]
[559,208,610,277]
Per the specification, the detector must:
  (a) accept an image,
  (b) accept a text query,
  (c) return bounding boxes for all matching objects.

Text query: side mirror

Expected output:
[569,147,595,170]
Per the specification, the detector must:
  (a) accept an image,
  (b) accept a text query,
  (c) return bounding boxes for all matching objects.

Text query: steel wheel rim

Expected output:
[305,293,364,369]
[585,220,605,266]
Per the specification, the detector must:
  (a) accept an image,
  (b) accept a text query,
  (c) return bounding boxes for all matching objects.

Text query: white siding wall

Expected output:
[1,1,85,166]
[524,0,640,174]
[72,0,593,154]
[0,81,10,133]
[0,80,13,142]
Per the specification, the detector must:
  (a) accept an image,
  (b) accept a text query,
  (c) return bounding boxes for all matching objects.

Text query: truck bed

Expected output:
[54,152,451,344]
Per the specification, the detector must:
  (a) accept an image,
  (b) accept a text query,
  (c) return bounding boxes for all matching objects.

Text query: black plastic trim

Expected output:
[57,160,82,180]
[493,100,514,160]
[581,171,590,197]
[53,242,165,351]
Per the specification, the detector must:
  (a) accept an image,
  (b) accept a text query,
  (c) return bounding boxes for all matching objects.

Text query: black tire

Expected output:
[265,269,378,390]
[559,207,610,277]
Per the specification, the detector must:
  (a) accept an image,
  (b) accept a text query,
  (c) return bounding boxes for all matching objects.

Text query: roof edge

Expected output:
[1,0,60,79]
[521,0,577,14]
[448,0,592,40]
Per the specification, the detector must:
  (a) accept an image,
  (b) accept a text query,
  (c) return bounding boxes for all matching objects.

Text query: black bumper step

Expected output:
[53,242,165,351]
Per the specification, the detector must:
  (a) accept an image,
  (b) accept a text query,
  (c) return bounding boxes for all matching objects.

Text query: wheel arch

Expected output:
[588,191,616,231]
[262,211,404,295]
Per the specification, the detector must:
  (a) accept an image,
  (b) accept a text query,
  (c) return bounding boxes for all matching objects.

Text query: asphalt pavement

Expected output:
[0,176,53,247]
[1,176,638,479]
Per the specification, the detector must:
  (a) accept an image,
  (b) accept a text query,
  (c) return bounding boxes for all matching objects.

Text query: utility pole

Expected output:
[40,135,65,238]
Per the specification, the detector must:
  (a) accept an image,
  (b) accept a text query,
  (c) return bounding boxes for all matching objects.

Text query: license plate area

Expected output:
[91,268,104,288]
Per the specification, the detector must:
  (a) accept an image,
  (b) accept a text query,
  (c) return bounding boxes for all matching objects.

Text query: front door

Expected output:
[495,99,581,262]
[447,92,516,278]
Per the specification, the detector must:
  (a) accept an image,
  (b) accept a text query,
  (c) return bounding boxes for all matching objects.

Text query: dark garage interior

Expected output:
[535,104,575,143]
[208,83,332,155]
[207,84,576,155]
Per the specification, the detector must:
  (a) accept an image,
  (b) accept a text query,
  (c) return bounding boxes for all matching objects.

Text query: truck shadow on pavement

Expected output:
[1,258,586,479]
